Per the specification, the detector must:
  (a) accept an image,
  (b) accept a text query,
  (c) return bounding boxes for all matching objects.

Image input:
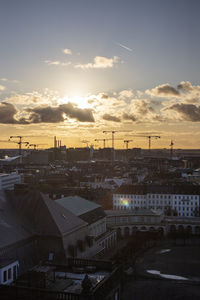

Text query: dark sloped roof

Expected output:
[56,195,106,224]
[42,194,88,235]
[0,190,33,249]
[56,196,100,216]
[80,207,106,224]
[6,190,87,238]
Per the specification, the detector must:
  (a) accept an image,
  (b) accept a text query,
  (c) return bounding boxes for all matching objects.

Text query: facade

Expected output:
[0,172,23,190]
[106,209,200,236]
[0,259,19,285]
[56,195,117,255]
[113,185,200,217]
[106,209,165,236]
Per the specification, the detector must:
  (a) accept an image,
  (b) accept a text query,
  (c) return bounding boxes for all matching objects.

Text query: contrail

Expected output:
[114,41,133,52]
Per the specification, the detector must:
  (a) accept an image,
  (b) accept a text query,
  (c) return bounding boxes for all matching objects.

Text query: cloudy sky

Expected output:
[0,0,200,149]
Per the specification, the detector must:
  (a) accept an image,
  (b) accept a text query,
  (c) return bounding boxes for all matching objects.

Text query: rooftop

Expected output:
[0,258,18,268]
[0,190,33,249]
[105,208,163,217]
[4,190,87,240]
[114,184,200,195]
[56,195,100,216]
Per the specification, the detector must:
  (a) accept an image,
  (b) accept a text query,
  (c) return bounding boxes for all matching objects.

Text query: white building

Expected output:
[0,173,23,190]
[113,186,200,217]
[0,259,19,285]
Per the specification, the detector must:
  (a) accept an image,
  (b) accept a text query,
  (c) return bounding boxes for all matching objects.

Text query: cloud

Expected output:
[0,102,18,123]
[3,90,59,107]
[0,101,95,124]
[114,41,133,52]
[123,113,137,122]
[131,99,155,116]
[102,113,121,122]
[146,83,180,97]
[75,56,119,69]
[0,85,6,91]
[26,103,95,123]
[45,60,71,66]
[63,48,72,55]
[177,81,194,92]
[119,89,134,99]
[101,93,109,99]
[166,103,200,122]
[1,78,7,82]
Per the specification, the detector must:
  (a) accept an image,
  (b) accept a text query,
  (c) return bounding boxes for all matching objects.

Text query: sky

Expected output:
[0,0,200,149]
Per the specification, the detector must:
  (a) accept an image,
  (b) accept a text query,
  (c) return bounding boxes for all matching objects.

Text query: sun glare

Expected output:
[59,94,93,109]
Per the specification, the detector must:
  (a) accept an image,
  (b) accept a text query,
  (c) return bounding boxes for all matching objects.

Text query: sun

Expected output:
[59,93,93,109]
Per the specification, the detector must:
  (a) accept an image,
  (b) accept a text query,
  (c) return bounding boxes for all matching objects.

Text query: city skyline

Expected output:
[0,0,200,148]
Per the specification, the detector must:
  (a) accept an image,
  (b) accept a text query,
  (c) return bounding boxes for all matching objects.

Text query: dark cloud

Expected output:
[177,81,193,92]
[0,102,21,124]
[26,103,95,123]
[102,113,121,122]
[26,106,64,123]
[101,93,109,99]
[168,103,200,122]
[147,84,180,97]
[87,99,95,104]
[134,100,154,115]
[60,103,94,122]
[123,113,137,122]
[156,84,180,96]
[0,102,95,124]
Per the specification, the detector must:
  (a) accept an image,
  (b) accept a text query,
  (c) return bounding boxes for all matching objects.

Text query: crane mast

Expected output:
[124,140,133,150]
[9,136,29,155]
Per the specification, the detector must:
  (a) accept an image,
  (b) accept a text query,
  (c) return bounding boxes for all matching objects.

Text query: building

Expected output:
[0,190,38,275]
[106,209,165,237]
[0,172,23,190]
[1,189,106,271]
[0,259,19,285]
[56,195,117,254]
[113,184,200,217]
[0,259,122,300]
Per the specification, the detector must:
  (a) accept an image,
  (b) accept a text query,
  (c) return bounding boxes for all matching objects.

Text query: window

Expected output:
[13,265,17,280]
[8,268,11,280]
[3,270,7,282]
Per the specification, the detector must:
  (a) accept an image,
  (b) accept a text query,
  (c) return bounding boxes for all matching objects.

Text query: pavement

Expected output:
[121,241,200,300]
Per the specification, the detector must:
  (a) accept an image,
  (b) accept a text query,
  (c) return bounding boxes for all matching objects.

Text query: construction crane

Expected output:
[170,140,174,158]
[9,136,29,155]
[102,131,118,149]
[28,144,47,150]
[133,135,160,152]
[94,138,110,148]
[81,140,90,147]
[124,140,133,150]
